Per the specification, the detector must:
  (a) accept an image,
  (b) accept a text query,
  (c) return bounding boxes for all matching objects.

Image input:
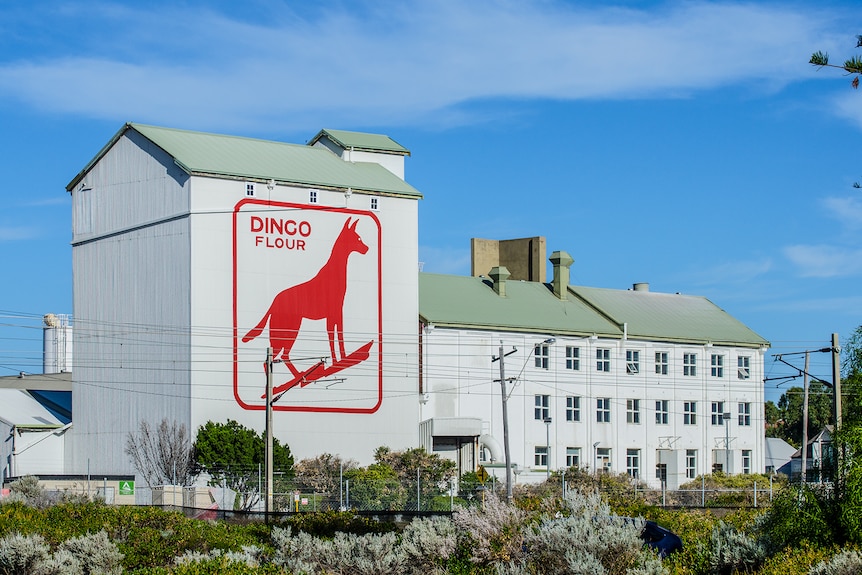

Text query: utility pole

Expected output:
[832,333,842,429]
[265,347,274,516]
[801,351,810,483]
[492,342,517,504]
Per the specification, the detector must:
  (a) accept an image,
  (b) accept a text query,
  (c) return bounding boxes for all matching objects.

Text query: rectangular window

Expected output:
[534,446,548,468]
[684,353,697,376]
[711,401,726,425]
[309,190,318,204]
[596,398,611,423]
[596,447,611,473]
[534,395,550,420]
[565,346,580,370]
[656,463,667,482]
[565,396,581,422]
[245,183,255,197]
[684,401,697,425]
[742,449,752,475]
[626,399,640,424]
[738,402,751,426]
[596,348,611,372]
[534,344,550,369]
[655,400,669,425]
[626,449,640,478]
[738,356,751,380]
[566,447,581,468]
[711,354,724,377]
[686,449,697,479]
[370,197,379,211]
[626,350,640,374]
[655,352,668,375]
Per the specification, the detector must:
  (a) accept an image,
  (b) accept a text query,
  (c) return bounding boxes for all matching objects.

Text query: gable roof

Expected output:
[309,128,410,155]
[419,273,768,347]
[67,123,421,198]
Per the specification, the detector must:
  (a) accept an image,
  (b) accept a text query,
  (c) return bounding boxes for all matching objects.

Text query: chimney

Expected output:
[633,283,650,292]
[549,251,574,300]
[488,266,510,297]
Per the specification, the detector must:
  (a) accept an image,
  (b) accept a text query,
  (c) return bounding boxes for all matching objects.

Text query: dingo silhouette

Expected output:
[242,217,369,379]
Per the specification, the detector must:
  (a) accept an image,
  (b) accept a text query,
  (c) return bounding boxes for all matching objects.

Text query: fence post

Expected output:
[770,474,773,501]
[701,476,705,508]
[754,481,757,508]
[346,480,350,509]
[417,468,421,512]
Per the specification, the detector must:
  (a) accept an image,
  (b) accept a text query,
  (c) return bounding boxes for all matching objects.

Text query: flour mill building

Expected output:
[62,124,768,490]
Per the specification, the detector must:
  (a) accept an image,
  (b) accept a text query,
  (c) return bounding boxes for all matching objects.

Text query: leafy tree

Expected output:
[124,418,198,487]
[294,453,358,498]
[194,419,293,510]
[373,446,456,510]
[343,463,406,510]
[775,382,833,446]
[810,35,862,89]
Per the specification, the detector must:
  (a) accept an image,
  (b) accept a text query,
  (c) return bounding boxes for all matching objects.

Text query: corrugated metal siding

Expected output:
[69,218,192,475]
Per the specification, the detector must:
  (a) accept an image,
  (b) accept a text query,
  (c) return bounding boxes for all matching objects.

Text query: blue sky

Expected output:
[0,0,859,403]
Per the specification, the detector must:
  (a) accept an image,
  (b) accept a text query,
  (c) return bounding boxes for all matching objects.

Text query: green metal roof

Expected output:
[419,273,622,337]
[569,285,768,347]
[419,273,769,347]
[309,128,410,155]
[67,123,421,198]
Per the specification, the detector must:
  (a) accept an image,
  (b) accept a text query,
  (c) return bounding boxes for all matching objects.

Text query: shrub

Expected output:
[58,530,124,575]
[399,516,457,574]
[280,509,395,537]
[452,493,527,566]
[809,550,862,575]
[708,521,767,575]
[0,532,50,575]
[271,526,404,575]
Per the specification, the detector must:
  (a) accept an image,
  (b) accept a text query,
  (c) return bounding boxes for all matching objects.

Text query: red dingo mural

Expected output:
[242,217,373,395]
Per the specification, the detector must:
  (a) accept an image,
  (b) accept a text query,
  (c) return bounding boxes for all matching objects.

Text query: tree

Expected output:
[775,381,833,446]
[294,453,358,497]
[373,446,456,510]
[810,35,862,89]
[194,419,293,510]
[124,419,197,488]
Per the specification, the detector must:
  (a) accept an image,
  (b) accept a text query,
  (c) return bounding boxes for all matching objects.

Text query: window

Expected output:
[370,197,379,211]
[738,402,751,426]
[309,190,318,204]
[656,463,667,482]
[738,356,751,380]
[596,348,610,372]
[711,354,724,377]
[534,344,550,369]
[686,449,697,479]
[626,350,640,374]
[596,447,611,473]
[534,395,550,420]
[534,446,548,468]
[565,346,580,370]
[655,400,669,425]
[655,352,668,375]
[742,450,752,475]
[684,401,697,425]
[565,396,581,422]
[626,399,640,424]
[245,183,255,197]
[596,398,611,423]
[626,449,640,478]
[711,401,726,425]
[566,447,581,467]
[683,353,697,376]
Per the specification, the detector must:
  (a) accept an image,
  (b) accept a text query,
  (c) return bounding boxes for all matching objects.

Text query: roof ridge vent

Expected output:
[549,251,574,300]
[488,266,510,297]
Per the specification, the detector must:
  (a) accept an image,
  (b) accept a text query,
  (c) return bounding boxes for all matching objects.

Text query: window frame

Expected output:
[711,401,726,426]
[626,399,641,424]
[711,354,724,378]
[686,449,697,479]
[596,398,611,423]
[534,394,550,420]
[565,346,580,370]
[626,350,640,374]
[309,190,318,204]
[738,402,751,426]
[738,356,751,380]
[534,344,550,369]
[655,399,669,425]
[683,401,697,425]
[742,449,752,475]
[626,448,640,478]
[655,352,669,375]
[566,447,581,468]
[565,396,581,422]
[683,353,697,376]
[596,348,611,372]
[534,445,548,468]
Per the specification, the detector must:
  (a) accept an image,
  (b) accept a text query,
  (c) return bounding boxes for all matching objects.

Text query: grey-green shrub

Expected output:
[0,532,51,575]
[809,550,862,575]
[399,516,457,574]
[452,493,527,565]
[56,530,123,575]
[709,521,767,575]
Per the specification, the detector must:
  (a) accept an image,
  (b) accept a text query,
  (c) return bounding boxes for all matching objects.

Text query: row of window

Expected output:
[535,447,753,477]
[245,183,380,210]
[535,344,751,379]
[535,395,752,426]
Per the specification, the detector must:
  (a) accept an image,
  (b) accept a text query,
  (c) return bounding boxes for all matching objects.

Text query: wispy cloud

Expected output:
[419,245,471,275]
[784,244,862,277]
[0,227,38,241]
[685,257,773,287]
[0,1,844,132]
[823,194,862,232]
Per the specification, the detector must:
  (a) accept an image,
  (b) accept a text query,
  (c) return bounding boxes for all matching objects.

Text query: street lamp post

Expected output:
[544,417,552,480]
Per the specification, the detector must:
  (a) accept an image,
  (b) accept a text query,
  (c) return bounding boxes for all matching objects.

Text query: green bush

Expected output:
[280,509,396,537]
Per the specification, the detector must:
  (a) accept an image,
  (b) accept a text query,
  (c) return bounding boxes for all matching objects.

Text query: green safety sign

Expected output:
[119,481,135,495]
